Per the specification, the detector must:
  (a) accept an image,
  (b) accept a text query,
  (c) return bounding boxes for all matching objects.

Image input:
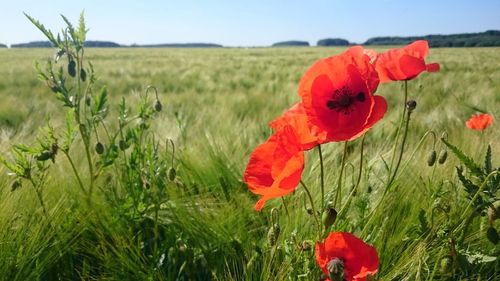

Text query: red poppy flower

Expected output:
[243,126,304,211]
[375,40,440,83]
[316,232,379,281]
[466,113,493,130]
[269,103,322,150]
[298,46,387,142]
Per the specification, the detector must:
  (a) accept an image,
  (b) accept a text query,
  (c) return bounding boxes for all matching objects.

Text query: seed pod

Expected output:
[80,68,87,82]
[321,207,337,231]
[327,258,344,281]
[440,256,453,274]
[154,100,162,112]
[36,150,52,161]
[406,100,417,111]
[486,226,499,245]
[427,150,437,166]
[119,140,128,151]
[95,142,104,154]
[68,60,76,77]
[168,167,176,181]
[267,223,280,246]
[438,150,448,164]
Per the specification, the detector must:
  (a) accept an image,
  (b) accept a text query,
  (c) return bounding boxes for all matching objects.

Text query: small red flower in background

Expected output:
[466,113,493,130]
[316,232,379,281]
[375,40,440,83]
[243,126,304,211]
[298,46,387,142]
[269,103,321,150]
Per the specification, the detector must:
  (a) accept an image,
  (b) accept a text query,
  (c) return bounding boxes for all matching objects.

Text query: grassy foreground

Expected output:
[0,46,499,280]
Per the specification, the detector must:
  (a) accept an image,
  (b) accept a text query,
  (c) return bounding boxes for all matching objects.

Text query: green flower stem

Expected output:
[387,102,412,189]
[300,180,321,237]
[317,144,325,208]
[387,80,408,181]
[338,134,365,219]
[61,150,87,196]
[333,141,349,209]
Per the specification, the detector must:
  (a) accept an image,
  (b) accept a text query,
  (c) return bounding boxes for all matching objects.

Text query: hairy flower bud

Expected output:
[440,256,453,274]
[438,149,448,164]
[486,226,499,245]
[95,142,104,154]
[322,207,337,230]
[119,140,128,151]
[267,223,280,246]
[154,100,162,112]
[168,167,177,181]
[427,150,437,166]
[406,100,417,112]
[68,60,76,77]
[80,68,87,82]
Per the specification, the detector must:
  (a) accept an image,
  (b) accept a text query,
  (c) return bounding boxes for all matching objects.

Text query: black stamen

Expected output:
[326,100,336,109]
[357,92,365,102]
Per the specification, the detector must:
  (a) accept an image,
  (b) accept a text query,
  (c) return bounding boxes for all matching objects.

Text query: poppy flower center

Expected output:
[327,258,345,281]
[326,86,365,115]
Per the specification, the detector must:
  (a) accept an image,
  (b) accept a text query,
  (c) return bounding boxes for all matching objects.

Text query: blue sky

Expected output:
[1,0,499,46]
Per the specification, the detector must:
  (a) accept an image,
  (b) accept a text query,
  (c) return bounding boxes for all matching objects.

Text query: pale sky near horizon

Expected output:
[1,0,499,47]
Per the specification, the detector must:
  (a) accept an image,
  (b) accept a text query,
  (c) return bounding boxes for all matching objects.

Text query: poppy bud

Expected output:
[80,68,87,82]
[168,167,176,181]
[95,142,104,154]
[440,256,453,274]
[486,226,499,245]
[327,258,345,281]
[406,100,417,112]
[322,207,337,231]
[36,150,52,161]
[267,223,280,246]
[427,150,437,166]
[119,140,128,151]
[68,60,76,77]
[154,100,162,112]
[11,179,21,192]
[438,149,448,164]
[306,207,314,215]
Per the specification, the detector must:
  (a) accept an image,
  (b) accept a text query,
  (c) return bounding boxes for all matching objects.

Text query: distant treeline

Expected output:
[364,30,500,47]
[0,43,6,48]
[272,41,310,47]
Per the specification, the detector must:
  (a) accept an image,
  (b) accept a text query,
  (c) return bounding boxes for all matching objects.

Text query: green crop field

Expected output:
[0,45,499,280]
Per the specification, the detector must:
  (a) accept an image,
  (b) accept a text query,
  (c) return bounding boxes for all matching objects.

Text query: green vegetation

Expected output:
[0,16,499,280]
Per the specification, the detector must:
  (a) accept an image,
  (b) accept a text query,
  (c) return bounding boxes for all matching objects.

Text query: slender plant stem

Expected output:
[281,197,290,219]
[387,80,408,180]
[387,106,412,189]
[333,141,349,209]
[300,180,321,236]
[338,135,365,219]
[61,150,87,195]
[317,144,325,208]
